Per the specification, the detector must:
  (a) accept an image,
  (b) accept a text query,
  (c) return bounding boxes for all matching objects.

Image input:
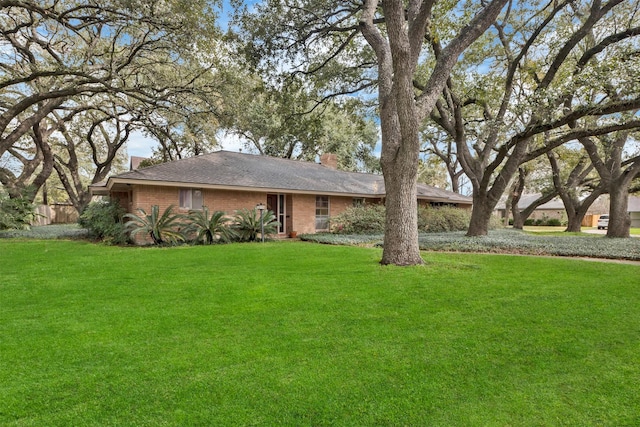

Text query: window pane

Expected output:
[315,196,329,230]
[278,194,285,233]
[315,216,329,230]
[192,189,203,210]
[179,189,191,208]
[316,196,328,209]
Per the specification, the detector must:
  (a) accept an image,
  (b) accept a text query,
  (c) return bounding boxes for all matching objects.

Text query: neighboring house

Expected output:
[90,151,472,236]
[496,193,640,227]
[630,196,640,228]
[495,194,568,222]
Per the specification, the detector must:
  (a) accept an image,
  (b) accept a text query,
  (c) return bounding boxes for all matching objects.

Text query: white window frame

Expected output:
[315,196,330,231]
[179,188,204,210]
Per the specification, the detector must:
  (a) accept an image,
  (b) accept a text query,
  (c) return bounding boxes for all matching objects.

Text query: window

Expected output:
[316,196,329,230]
[429,202,456,208]
[353,198,365,207]
[179,188,203,210]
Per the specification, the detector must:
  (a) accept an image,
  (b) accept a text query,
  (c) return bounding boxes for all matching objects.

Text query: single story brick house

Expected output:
[495,193,640,227]
[90,151,472,236]
[629,196,640,228]
[494,194,570,222]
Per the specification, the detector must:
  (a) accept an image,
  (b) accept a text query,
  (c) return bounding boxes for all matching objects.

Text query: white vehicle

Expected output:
[597,214,609,230]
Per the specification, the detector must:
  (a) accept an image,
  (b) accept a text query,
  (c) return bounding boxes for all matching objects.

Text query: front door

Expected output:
[266,194,285,234]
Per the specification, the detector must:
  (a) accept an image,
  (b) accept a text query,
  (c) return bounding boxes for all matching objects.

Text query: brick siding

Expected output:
[120,185,384,243]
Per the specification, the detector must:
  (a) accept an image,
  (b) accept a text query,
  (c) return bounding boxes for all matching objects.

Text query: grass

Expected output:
[524,225,640,236]
[522,225,571,233]
[1,240,640,426]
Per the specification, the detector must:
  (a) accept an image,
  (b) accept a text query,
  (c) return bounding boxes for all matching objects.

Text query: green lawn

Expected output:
[2,240,639,426]
[524,225,640,235]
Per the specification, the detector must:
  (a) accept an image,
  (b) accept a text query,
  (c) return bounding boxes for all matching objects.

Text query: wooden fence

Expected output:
[32,204,79,226]
[581,214,599,227]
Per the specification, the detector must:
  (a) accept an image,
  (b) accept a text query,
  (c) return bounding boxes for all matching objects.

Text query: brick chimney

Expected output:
[320,153,338,169]
[129,156,146,170]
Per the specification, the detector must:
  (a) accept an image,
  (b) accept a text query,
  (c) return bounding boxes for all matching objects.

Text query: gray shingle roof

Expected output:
[497,194,640,213]
[513,194,565,210]
[96,150,471,204]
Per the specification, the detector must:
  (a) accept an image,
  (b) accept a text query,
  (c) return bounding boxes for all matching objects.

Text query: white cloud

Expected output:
[127,129,257,160]
[127,131,156,159]
[217,131,258,154]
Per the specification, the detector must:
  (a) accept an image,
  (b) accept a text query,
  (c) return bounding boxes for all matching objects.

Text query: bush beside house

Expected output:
[329,204,489,234]
[330,205,386,234]
[81,203,281,246]
[79,199,130,245]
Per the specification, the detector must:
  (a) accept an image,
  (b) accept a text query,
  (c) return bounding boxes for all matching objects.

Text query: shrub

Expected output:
[330,204,385,234]
[233,208,279,242]
[79,199,129,244]
[443,207,471,231]
[184,207,235,244]
[0,189,37,230]
[124,205,185,245]
[524,219,535,226]
[489,214,504,230]
[418,206,471,233]
[330,205,474,234]
[547,218,562,226]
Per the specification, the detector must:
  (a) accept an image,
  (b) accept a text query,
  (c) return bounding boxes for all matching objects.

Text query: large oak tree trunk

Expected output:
[512,191,559,229]
[378,36,423,266]
[381,159,423,265]
[509,168,526,229]
[467,191,497,236]
[359,0,508,265]
[512,214,525,230]
[565,216,582,232]
[558,191,581,232]
[579,134,639,238]
[607,185,631,238]
[562,190,603,232]
[464,133,531,236]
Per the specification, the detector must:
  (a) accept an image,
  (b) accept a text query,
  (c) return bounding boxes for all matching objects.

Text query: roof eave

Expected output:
[99,176,471,203]
[104,177,387,199]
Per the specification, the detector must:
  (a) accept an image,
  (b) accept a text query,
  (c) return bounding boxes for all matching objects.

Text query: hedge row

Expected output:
[509,218,563,226]
[329,205,499,234]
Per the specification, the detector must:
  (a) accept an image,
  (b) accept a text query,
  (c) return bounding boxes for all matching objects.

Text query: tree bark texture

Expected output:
[508,168,526,229]
[359,0,508,264]
[607,185,631,238]
[465,142,528,236]
[468,191,498,236]
[579,133,640,238]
